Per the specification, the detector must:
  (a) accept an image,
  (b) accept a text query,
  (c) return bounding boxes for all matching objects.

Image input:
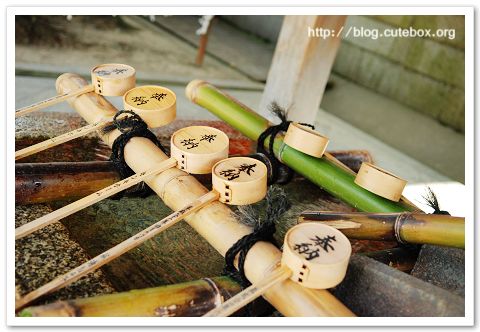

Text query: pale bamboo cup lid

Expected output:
[283,123,329,158]
[91,63,136,96]
[282,222,351,289]
[212,157,268,205]
[170,126,229,174]
[123,85,176,128]
[354,162,407,202]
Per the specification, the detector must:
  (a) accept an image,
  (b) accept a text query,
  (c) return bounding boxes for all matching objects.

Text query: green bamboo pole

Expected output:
[299,211,464,249]
[19,277,242,317]
[186,80,413,213]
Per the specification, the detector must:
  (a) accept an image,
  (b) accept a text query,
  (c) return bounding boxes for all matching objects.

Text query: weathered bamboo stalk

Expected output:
[19,246,417,317]
[15,161,120,204]
[19,277,242,317]
[185,80,415,213]
[15,150,371,205]
[299,211,464,249]
[54,73,354,317]
[15,158,178,240]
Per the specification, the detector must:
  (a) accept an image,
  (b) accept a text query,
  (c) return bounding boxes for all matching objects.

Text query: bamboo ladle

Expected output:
[15,63,136,118]
[15,157,268,310]
[204,222,352,317]
[283,122,417,207]
[15,125,229,240]
[15,84,176,160]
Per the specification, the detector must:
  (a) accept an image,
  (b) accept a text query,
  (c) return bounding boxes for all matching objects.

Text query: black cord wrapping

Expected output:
[102,110,168,198]
[422,187,450,215]
[257,102,315,185]
[223,187,291,288]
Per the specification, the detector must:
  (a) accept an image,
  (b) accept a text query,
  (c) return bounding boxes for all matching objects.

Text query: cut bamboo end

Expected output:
[282,223,351,289]
[171,126,229,174]
[185,79,208,102]
[203,267,292,317]
[123,85,176,128]
[284,123,329,158]
[212,157,268,205]
[354,162,407,202]
[91,63,136,96]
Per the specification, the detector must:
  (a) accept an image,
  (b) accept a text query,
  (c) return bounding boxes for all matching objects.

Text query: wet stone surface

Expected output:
[15,205,115,305]
[332,255,465,317]
[15,112,90,141]
[15,113,101,163]
[411,244,465,297]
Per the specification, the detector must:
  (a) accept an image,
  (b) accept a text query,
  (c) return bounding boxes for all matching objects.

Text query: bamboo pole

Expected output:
[53,73,355,317]
[299,211,464,249]
[19,246,418,317]
[15,161,120,205]
[185,80,416,213]
[19,277,242,317]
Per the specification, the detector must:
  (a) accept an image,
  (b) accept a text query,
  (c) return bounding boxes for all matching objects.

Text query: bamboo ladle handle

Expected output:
[15,63,136,118]
[15,117,106,160]
[204,266,292,317]
[15,190,220,311]
[15,157,178,239]
[15,125,230,238]
[15,85,95,118]
[15,85,177,161]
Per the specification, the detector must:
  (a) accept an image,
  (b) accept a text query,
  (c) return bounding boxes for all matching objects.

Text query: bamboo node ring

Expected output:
[394,212,409,244]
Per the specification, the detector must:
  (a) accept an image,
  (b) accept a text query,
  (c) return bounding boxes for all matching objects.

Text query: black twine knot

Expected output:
[422,187,450,215]
[257,102,315,185]
[102,110,168,198]
[223,187,291,288]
